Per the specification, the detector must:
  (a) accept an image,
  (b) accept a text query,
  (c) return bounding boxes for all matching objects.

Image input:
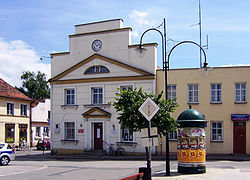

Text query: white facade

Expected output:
[31,99,50,146]
[50,19,157,154]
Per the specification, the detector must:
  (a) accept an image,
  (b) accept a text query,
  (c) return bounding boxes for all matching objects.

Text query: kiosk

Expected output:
[177,107,207,174]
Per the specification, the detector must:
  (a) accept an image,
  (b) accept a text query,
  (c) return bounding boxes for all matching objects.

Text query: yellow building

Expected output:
[157,66,250,155]
[0,78,32,147]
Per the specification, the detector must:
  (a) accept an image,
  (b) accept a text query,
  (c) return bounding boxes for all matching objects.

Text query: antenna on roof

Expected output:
[191,0,209,68]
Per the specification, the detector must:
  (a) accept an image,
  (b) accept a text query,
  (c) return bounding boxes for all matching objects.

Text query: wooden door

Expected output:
[233,122,246,155]
[94,123,103,150]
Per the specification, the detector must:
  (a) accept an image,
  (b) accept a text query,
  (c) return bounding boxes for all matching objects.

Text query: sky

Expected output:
[1,0,250,87]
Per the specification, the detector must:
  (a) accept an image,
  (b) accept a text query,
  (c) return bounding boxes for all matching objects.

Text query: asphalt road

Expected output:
[1,150,250,180]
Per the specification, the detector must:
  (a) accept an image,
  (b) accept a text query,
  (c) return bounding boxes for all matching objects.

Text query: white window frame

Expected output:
[120,84,134,91]
[120,127,134,142]
[7,102,14,115]
[210,121,223,142]
[210,83,222,103]
[64,121,76,140]
[188,84,199,103]
[43,127,49,137]
[167,84,177,100]
[235,82,247,103]
[36,127,41,137]
[20,104,28,116]
[90,85,104,104]
[64,87,76,105]
[169,131,177,141]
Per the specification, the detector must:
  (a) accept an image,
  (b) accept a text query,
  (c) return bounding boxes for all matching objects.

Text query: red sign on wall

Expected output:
[78,129,84,133]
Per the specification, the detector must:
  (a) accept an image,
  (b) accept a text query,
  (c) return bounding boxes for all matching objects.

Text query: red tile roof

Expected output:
[0,78,32,101]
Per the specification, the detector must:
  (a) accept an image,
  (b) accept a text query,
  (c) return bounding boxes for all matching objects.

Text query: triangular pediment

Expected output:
[82,107,111,118]
[50,54,154,84]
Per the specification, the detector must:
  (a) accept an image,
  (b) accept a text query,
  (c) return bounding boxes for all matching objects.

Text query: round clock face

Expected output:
[92,39,102,52]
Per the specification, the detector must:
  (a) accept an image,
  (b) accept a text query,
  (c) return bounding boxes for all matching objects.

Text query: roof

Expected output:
[0,78,32,101]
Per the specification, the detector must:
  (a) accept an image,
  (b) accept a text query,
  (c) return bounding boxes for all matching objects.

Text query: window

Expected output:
[48,111,51,120]
[36,127,41,137]
[20,104,28,116]
[169,131,177,140]
[5,124,15,143]
[64,122,75,140]
[7,103,14,115]
[211,84,222,103]
[235,83,246,103]
[120,85,133,91]
[91,87,103,104]
[211,121,223,142]
[44,127,49,136]
[65,89,75,105]
[121,128,133,142]
[84,66,109,74]
[167,85,176,100]
[188,84,199,103]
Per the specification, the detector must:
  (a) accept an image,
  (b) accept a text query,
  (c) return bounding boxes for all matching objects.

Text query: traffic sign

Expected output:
[139,97,160,121]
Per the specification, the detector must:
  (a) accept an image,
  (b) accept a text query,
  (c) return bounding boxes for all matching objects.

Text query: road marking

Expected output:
[0,164,48,177]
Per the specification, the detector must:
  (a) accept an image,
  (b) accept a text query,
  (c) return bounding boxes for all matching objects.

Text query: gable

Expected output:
[50,54,155,84]
[82,107,111,118]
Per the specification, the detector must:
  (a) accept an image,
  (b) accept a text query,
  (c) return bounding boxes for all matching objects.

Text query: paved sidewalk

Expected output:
[15,149,250,161]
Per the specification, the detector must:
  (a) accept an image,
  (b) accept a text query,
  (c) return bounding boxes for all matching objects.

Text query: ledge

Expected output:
[187,102,199,105]
[234,101,247,104]
[83,104,111,108]
[210,140,224,143]
[61,139,79,145]
[210,102,222,104]
[60,105,79,110]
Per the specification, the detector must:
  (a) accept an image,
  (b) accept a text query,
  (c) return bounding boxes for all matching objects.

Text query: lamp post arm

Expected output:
[167,40,207,70]
[139,28,165,69]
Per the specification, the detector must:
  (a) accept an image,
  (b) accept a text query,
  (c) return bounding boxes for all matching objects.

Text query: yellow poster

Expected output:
[178,149,205,163]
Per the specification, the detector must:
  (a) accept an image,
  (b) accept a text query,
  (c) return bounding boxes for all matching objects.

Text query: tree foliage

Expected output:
[16,71,50,100]
[113,87,179,137]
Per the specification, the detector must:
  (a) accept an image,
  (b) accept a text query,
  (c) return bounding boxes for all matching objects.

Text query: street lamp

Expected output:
[138,19,209,177]
[138,18,170,176]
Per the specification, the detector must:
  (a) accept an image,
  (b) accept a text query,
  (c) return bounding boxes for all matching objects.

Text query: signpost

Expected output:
[139,97,159,180]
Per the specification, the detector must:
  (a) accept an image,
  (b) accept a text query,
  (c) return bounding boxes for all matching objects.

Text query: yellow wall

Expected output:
[0,97,31,146]
[156,66,250,155]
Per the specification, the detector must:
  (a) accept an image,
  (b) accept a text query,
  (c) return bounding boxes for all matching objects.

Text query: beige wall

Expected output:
[156,66,250,155]
[0,97,31,146]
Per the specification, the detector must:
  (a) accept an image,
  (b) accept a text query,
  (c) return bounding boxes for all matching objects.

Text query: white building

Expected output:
[49,19,158,154]
[31,99,50,146]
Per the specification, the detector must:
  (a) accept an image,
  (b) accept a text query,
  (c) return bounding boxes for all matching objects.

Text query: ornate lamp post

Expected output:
[139,19,208,176]
[138,18,170,176]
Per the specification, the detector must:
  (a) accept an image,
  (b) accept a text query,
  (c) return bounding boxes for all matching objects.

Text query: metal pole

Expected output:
[163,18,170,176]
[148,120,152,179]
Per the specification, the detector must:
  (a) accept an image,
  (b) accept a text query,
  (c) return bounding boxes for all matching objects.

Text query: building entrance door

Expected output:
[93,123,103,150]
[233,122,246,155]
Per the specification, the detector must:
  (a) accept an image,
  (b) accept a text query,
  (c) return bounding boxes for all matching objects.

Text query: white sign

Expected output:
[141,137,159,147]
[97,129,101,138]
[139,97,160,121]
[141,127,158,138]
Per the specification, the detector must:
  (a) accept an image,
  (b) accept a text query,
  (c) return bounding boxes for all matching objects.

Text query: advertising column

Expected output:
[177,108,207,174]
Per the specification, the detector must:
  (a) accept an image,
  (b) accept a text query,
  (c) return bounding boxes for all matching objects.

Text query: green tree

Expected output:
[16,71,50,100]
[113,87,179,137]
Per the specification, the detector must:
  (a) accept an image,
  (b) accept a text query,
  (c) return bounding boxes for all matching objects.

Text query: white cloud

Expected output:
[0,38,50,87]
[131,30,138,39]
[129,10,154,26]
